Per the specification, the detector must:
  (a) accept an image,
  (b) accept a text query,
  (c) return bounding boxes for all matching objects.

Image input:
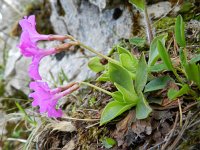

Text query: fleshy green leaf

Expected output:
[100,101,134,125]
[108,62,134,90]
[144,76,172,93]
[129,37,146,47]
[117,46,138,65]
[184,63,200,88]
[88,57,105,73]
[167,84,190,100]
[157,40,174,71]
[111,91,124,103]
[148,63,168,72]
[148,34,168,66]
[120,53,137,73]
[97,71,110,81]
[129,0,145,11]
[114,83,138,104]
[117,46,138,79]
[135,53,148,93]
[175,15,186,47]
[136,92,152,119]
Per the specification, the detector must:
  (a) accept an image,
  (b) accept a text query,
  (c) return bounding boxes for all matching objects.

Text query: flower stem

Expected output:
[64,34,118,63]
[55,84,79,99]
[78,42,117,63]
[80,82,112,96]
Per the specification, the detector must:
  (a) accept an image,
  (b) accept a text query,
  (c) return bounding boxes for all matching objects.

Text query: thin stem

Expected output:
[55,84,79,99]
[78,42,117,63]
[65,34,76,41]
[62,115,99,121]
[81,82,112,96]
[178,99,183,127]
[64,34,118,63]
[144,5,153,44]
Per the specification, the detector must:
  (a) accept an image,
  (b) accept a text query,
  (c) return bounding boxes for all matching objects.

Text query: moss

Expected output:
[0,80,5,96]
[26,0,54,35]
[155,17,176,31]
[178,0,200,21]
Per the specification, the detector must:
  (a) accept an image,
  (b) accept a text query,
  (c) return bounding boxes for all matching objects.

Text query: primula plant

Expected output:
[18,1,199,128]
[86,3,200,125]
[11,0,200,149]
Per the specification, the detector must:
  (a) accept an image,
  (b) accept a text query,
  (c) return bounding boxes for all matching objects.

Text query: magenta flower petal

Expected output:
[27,48,57,80]
[18,15,59,80]
[19,15,37,34]
[47,108,63,118]
[29,82,52,110]
[19,30,38,57]
[27,15,36,26]
[19,15,50,43]
[28,55,43,80]
[29,81,50,91]
[29,81,64,118]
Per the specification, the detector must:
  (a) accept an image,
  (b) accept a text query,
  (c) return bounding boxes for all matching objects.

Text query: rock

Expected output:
[4,38,21,79]
[3,36,32,95]
[5,57,31,95]
[147,2,172,19]
[89,0,107,10]
[41,0,134,84]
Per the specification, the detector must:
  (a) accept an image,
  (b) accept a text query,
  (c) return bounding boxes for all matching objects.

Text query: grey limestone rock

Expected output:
[41,0,134,84]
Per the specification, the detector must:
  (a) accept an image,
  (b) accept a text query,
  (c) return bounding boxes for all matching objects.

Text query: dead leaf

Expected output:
[161,98,179,107]
[113,110,152,148]
[160,122,171,135]
[51,121,76,132]
[131,118,152,136]
[62,140,75,150]
[152,110,173,121]
[113,110,135,146]
[153,130,162,143]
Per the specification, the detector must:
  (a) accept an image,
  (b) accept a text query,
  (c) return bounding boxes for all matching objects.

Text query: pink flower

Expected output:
[19,15,69,43]
[29,81,79,118]
[18,30,57,80]
[19,15,50,43]
[18,15,75,80]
